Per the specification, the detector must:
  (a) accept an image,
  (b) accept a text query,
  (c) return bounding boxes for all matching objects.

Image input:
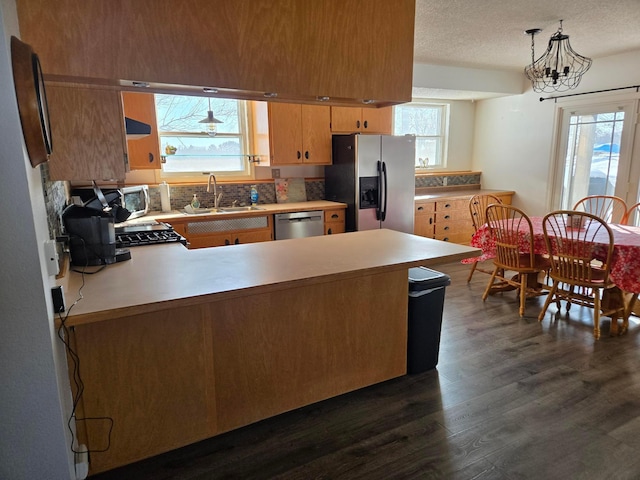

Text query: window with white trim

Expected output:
[155,94,252,179]
[393,102,449,169]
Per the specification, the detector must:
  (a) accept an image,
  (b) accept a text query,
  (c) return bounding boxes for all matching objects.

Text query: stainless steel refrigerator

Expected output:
[325,134,415,233]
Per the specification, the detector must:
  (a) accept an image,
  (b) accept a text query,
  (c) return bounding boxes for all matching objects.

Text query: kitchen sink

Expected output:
[219,206,265,212]
[181,207,220,215]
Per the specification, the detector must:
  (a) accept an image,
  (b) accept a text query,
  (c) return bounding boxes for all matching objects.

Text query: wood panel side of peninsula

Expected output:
[59,230,479,474]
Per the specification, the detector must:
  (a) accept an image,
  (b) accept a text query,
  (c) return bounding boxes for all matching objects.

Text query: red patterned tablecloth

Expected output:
[466,217,640,294]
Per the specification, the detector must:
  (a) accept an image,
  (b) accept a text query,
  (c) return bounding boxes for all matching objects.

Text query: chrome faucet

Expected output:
[206,174,223,208]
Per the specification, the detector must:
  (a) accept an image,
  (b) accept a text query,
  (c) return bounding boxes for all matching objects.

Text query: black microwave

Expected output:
[70,184,150,219]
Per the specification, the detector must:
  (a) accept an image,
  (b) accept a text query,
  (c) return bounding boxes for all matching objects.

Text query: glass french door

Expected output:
[553,100,639,218]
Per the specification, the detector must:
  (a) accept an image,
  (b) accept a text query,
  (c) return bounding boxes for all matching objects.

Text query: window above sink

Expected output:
[155,94,256,182]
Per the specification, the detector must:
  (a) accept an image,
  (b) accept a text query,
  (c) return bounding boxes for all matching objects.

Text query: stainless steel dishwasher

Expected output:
[274,210,325,239]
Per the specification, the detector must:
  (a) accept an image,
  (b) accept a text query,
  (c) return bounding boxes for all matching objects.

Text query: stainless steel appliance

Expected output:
[115,222,187,247]
[325,134,415,233]
[274,211,324,239]
[70,184,149,219]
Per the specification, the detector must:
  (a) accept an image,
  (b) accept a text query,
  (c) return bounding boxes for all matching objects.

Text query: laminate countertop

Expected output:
[133,200,346,225]
[414,188,515,201]
[57,229,480,326]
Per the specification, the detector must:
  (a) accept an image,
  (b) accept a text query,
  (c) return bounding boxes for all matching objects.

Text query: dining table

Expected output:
[466,216,640,334]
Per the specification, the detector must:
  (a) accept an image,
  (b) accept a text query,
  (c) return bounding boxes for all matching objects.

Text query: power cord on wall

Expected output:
[56,237,113,475]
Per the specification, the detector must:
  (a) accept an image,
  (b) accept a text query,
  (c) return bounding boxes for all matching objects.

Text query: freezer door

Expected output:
[355,135,383,231]
[380,135,415,234]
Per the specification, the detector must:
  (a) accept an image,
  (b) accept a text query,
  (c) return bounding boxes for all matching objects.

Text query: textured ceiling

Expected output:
[413,0,640,72]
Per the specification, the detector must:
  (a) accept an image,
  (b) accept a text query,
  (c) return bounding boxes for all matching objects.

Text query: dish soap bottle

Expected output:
[190,193,200,209]
[250,185,259,206]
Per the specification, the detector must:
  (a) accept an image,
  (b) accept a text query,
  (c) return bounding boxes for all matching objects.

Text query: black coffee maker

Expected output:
[62,182,132,266]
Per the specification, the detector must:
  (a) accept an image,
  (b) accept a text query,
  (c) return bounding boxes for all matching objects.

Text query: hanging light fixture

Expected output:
[524,20,592,93]
[198,97,222,136]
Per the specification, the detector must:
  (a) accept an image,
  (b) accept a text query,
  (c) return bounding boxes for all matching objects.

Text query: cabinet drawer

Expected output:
[435,220,473,236]
[324,209,345,222]
[434,231,474,244]
[436,199,468,211]
[415,202,435,215]
[436,209,470,222]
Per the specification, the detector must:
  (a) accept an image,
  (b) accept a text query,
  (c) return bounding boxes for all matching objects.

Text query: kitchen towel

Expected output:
[275,178,307,203]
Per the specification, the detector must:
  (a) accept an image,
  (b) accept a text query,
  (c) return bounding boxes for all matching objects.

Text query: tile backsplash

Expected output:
[149,179,325,211]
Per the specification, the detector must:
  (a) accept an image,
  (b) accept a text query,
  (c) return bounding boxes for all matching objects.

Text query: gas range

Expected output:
[115,222,187,248]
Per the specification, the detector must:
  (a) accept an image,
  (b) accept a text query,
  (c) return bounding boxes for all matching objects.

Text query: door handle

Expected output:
[381,161,388,222]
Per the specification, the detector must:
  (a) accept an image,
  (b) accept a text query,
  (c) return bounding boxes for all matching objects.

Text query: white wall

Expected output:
[473,48,640,216]
[0,0,74,478]
[446,100,476,171]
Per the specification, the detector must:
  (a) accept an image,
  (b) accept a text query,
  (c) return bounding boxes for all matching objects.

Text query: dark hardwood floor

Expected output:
[90,261,640,480]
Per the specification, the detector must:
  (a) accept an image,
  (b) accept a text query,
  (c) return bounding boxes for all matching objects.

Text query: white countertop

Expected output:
[57,229,479,326]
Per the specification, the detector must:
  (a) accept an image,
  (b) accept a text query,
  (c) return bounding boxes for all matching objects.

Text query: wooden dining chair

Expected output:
[624,202,640,226]
[573,195,628,224]
[481,204,550,317]
[467,193,503,282]
[538,210,626,339]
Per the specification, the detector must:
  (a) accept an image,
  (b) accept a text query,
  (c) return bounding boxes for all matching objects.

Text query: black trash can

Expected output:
[407,266,451,374]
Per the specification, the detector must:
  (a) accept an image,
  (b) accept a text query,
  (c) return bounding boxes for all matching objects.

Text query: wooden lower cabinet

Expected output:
[172,216,273,249]
[414,201,435,238]
[71,269,409,475]
[324,208,346,235]
[414,191,513,244]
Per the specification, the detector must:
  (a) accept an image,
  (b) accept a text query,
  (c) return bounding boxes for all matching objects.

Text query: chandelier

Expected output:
[524,20,592,93]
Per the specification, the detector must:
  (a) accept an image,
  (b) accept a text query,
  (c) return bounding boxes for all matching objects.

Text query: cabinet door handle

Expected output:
[363,120,368,129]
[331,213,339,219]
[234,238,240,245]
[445,203,452,208]
[356,120,361,129]
[444,226,450,231]
[443,237,450,242]
[225,239,230,245]
[297,151,301,159]
[444,214,451,220]
[148,153,154,163]
[417,206,424,211]
[429,218,433,224]
[305,151,309,159]
[327,228,332,235]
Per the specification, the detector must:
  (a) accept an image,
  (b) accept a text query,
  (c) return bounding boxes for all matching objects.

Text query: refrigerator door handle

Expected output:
[376,160,383,220]
[381,161,388,222]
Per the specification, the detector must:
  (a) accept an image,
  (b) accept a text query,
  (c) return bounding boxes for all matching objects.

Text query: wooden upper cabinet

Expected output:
[331,107,393,134]
[268,103,331,165]
[46,84,127,181]
[122,92,161,170]
[15,0,415,106]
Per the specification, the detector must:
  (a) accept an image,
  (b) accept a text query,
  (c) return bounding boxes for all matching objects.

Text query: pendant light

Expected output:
[198,97,222,136]
[524,20,592,93]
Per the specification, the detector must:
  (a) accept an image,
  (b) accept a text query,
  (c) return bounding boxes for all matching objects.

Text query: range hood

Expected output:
[125,117,151,139]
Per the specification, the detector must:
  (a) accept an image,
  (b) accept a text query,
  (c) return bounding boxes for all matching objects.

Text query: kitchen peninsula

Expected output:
[57,229,479,474]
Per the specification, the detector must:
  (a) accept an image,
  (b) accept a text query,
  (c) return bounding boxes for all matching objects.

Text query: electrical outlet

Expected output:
[44,239,59,276]
[272,168,280,178]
